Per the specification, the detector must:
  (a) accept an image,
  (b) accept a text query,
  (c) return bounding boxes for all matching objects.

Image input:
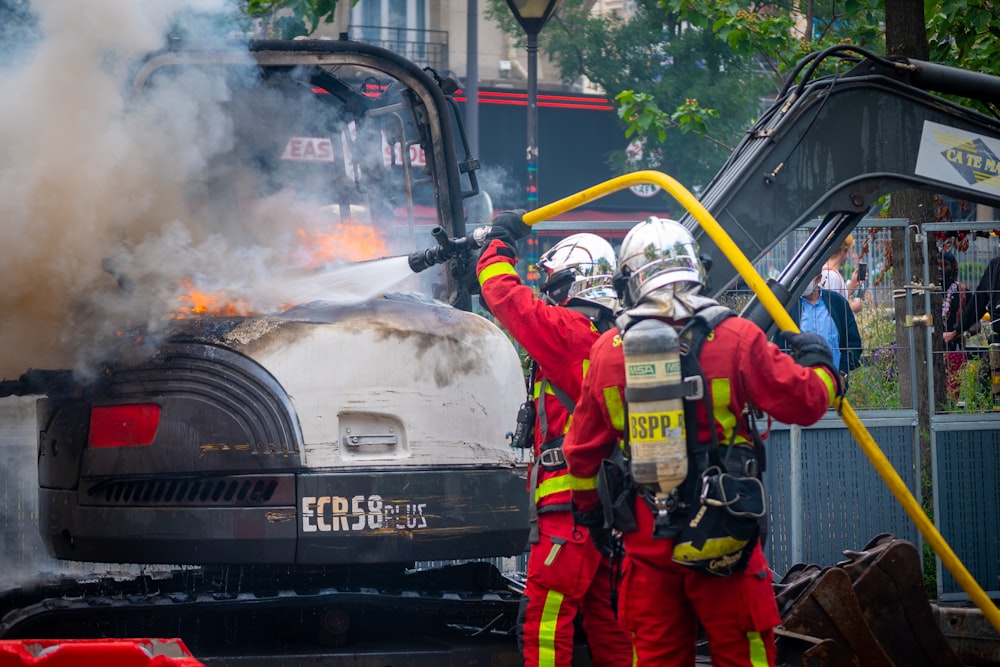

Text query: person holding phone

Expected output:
[820,235,864,313]
[855,262,869,298]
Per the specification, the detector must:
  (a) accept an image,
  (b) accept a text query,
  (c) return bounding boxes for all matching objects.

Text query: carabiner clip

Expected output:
[700,470,724,507]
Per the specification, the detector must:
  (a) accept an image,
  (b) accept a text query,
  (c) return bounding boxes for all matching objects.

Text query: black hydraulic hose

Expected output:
[906,59,1000,106]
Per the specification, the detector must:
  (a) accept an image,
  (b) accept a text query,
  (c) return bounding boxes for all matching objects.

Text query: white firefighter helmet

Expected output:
[537,233,619,310]
[617,217,705,308]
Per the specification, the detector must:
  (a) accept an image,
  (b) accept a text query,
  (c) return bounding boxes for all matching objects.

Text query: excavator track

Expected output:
[0,562,524,665]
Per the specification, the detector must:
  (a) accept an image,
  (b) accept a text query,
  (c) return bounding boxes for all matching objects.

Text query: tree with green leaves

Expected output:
[244,0,342,39]
[487,0,886,189]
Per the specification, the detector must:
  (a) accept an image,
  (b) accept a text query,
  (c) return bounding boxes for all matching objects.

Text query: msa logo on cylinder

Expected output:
[301,494,428,532]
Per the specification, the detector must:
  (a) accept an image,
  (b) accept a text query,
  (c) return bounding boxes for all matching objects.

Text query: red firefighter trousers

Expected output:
[521,512,633,667]
[616,503,780,667]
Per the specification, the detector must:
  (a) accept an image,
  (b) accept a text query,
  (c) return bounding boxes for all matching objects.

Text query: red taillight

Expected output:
[88,404,161,448]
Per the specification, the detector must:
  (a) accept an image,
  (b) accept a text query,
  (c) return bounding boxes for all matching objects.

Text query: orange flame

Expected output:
[171,280,252,320]
[167,221,386,319]
[296,221,386,268]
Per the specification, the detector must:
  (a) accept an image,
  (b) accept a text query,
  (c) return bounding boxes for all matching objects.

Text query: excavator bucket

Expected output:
[774,628,857,667]
[780,567,894,666]
[838,536,964,666]
[775,535,976,667]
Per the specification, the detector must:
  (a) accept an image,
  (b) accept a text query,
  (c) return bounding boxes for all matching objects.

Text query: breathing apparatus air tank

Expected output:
[623,318,687,501]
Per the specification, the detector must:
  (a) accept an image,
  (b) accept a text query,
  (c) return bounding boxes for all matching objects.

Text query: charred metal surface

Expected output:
[39,482,299,564]
[0,370,81,399]
[37,398,90,490]
[229,299,501,384]
[4,38,519,658]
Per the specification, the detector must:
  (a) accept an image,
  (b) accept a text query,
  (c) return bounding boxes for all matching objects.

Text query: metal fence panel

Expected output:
[932,415,1000,599]
[763,412,920,576]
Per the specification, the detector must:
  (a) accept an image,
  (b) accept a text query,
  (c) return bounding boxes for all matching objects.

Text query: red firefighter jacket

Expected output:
[563,316,837,513]
[476,239,602,511]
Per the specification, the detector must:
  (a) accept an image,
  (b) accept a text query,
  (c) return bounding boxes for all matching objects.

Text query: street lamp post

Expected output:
[505,0,562,211]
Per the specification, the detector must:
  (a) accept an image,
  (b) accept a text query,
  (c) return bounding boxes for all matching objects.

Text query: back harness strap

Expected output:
[528,375,577,543]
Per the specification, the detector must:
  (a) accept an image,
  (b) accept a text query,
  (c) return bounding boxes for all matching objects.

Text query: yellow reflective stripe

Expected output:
[566,474,598,492]
[477,261,516,287]
[582,358,591,377]
[534,382,562,398]
[544,541,562,566]
[535,474,573,502]
[603,386,625,431]
[813,366,838,406]
[747,630,768,666]
[710,378,750,445]
[537,589,565,667]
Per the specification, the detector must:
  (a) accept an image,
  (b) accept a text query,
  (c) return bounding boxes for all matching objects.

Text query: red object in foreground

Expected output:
[0,639,204,667]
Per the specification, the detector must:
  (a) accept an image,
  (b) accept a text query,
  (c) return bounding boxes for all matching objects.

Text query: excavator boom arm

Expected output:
[685,48,1000,325]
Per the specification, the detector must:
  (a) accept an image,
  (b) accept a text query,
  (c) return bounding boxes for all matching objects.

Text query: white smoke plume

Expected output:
[0,0,420,380]
[0,0,238,377]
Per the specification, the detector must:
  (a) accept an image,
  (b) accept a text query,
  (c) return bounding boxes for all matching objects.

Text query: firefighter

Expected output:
[562,217,841,666]
[476,212,633,667]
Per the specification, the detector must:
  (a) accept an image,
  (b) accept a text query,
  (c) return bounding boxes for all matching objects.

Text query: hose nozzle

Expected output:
[408,225,489,273]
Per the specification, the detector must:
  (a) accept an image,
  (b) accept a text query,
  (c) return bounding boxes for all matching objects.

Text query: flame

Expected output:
[167,220,386,320]
[171,280,252,319]
[295,220,386,268]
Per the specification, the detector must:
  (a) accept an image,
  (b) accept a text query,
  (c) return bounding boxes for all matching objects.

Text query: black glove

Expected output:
[486,210,530,249]
[782,331,843,396]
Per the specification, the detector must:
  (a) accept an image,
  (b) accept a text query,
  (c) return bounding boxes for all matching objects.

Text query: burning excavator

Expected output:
[0,39,530,662]
[2,36,1000,666]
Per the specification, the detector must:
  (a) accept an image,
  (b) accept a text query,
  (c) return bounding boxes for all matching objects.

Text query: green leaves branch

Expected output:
[616,90,729,152]
[246,0,342,39]
[926,0,1000,86]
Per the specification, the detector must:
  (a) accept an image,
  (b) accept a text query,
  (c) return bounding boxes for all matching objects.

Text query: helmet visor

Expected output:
[570,275,618,309]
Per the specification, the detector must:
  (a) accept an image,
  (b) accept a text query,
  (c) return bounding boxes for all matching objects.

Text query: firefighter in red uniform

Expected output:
[476,212,633,667]
[563,217,841,667]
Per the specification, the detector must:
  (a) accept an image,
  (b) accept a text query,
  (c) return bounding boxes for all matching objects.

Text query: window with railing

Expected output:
[348,25,448,73]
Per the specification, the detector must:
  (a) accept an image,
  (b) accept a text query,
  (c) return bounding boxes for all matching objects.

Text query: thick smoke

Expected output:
[0,0,416,380]
[0,0,238,377]
[0,0,245,584]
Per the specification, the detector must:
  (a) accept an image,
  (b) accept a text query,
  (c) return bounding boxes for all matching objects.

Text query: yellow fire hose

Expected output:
[522,168,1000,633]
